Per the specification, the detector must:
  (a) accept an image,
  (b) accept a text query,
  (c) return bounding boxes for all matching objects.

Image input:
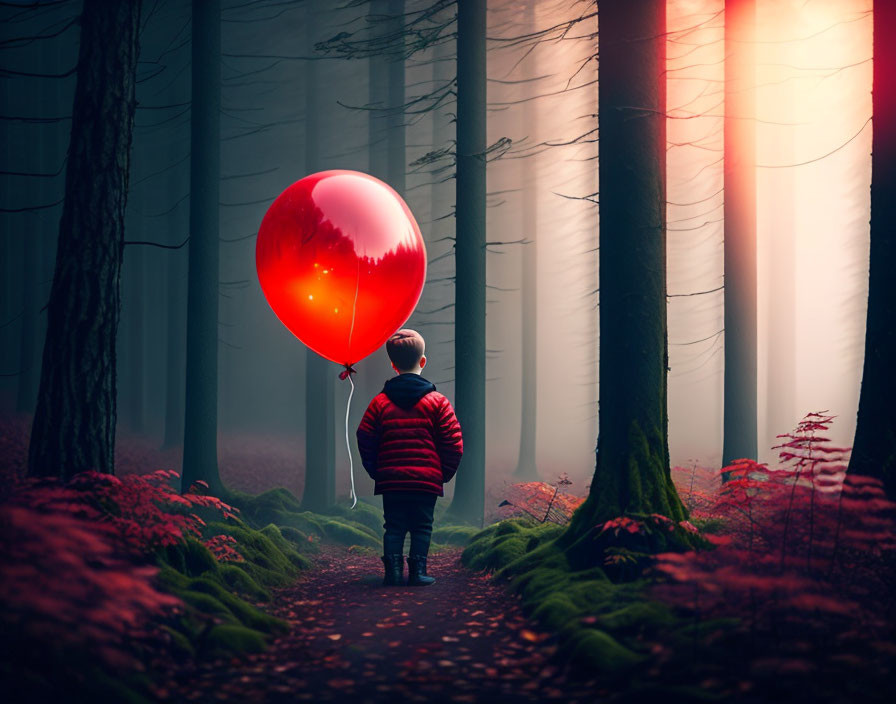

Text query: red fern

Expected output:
[651,411,896,670]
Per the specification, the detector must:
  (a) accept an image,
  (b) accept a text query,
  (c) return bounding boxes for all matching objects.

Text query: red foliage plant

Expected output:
[651,412,896,649]
[203,534,244,562]
[0,469,238,671]
[496,473,585,525]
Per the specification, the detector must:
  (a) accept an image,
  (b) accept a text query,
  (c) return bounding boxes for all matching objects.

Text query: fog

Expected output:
[0,0,873,497]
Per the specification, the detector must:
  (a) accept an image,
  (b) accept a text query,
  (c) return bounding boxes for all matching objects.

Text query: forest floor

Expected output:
[167,546,603,704]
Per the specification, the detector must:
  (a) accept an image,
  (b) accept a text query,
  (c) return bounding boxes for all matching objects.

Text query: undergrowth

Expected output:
[1,469,467,703]
[464,412,896,702]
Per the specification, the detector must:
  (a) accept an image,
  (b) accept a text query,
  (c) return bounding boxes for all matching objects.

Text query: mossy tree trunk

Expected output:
[848,0,896,499]
[27,0,142,479]
[446,0,487,527]
[722,0,758,477]
[182,0,223,493]
[301,1,336,512]
[562,0,686,540]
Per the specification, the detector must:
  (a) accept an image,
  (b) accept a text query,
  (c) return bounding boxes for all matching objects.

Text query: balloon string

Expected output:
[345,373,357,509]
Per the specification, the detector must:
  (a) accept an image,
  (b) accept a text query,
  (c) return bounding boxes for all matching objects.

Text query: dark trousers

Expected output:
[382,491,438,557]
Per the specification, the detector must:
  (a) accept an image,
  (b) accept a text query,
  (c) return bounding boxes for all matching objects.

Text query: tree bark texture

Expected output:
[722,0,758,473]
[28,0,142,479]
[447,0,487,526]
[301,1,336,511]
[386,0,406,197]
[182,0,222,492]
[514,0,539,480]
[848,0,896,498]
[563,0,686,539]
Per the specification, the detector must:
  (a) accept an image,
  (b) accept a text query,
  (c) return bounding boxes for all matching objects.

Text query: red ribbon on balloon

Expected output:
[255,170,427,372]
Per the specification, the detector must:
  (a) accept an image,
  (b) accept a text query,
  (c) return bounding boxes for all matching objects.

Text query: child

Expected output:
[356,329,463,587]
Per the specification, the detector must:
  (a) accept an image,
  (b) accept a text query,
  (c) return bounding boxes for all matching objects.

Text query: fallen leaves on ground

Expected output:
[168,546,601,703]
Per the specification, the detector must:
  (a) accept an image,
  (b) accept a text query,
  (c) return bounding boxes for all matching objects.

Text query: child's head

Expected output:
[386,329,426,374]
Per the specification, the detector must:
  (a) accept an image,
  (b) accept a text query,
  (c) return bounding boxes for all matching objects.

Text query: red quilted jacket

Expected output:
[356,373,463,496]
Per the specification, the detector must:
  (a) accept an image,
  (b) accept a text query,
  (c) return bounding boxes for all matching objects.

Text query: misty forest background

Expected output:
[2,0,896,702]
[2,0,884,518]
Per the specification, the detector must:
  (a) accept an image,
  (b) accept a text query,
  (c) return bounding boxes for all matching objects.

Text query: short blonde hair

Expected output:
[386,329,425,371]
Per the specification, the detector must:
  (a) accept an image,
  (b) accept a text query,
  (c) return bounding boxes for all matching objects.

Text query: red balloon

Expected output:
[255,170,427,367]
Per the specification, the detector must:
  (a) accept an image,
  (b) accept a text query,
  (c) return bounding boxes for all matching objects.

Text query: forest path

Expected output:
[173,546,602,703]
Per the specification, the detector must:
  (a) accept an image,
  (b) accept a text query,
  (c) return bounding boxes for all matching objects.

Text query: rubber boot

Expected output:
[407,554,435,586]
[381,554,404,586]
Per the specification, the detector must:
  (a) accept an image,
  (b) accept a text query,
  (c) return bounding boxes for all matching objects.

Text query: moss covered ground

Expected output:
[155,488,480,663]
[460,516,708,687]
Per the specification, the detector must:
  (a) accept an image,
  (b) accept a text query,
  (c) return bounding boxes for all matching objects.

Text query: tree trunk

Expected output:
[848,0,896,498]
[368,0,388,183]
[386,0,406,197]
[162,241,186,448]
[15,217,39,412]
[447,0,487,527]
[27,0,142,479]
[722,0,758,476]
[514,0,539,480]
[561,0,685,540]
[764,10,796,449]
[162,69,186,450]
[15,38,55,413]
[301,1,336,511]
[125,227,145,433]
[429,35,452,230]
[181,0,222,493]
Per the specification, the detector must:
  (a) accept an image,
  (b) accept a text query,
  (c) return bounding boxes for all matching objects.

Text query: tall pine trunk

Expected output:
[386,0,406,197]
[15,38,56,413]
[447,0,487,527]
[514,0,539,480]
[301,1,336,511]
[28,0,142,479]
[722,0,758,476]
[182,0,222,492]
[848,0,896,498]
[162,239,186,448]
[125,225,145,433]
[561,0,685,540]
[764,17,796,449]
[162,73,186,450]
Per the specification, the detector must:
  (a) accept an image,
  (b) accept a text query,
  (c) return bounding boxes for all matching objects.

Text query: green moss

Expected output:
[179,590,235,621]
[320,518,380,547]
[593,601,675,634]
[260,524,312,569]
[204,521,301,586]
[186,577,287,634]
[321,501,384,535]
[217,564,270,601]
[566,628,643,675]
[205,624,268,658]
[460,516,714,683]
[279,525,310,545]
[464,533,528,571]
[693,517,725,534]
[531,592,580,631]
[432,524,481,546]
[162,537,219,578]
[160,625,195,658]
[156,565,190,592]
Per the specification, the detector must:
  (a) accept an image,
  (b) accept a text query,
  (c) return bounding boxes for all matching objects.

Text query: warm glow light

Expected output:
[665,0,872,466]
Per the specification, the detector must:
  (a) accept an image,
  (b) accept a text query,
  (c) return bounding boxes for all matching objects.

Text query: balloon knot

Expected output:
[339,365,357,381]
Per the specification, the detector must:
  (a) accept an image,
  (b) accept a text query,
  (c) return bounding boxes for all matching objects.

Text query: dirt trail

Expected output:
[173,546,602,703]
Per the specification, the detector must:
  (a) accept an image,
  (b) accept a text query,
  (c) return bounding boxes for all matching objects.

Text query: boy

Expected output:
[356,329,463,587]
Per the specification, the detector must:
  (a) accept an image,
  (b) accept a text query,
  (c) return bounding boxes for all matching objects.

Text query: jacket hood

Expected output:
[382,373,437,410]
